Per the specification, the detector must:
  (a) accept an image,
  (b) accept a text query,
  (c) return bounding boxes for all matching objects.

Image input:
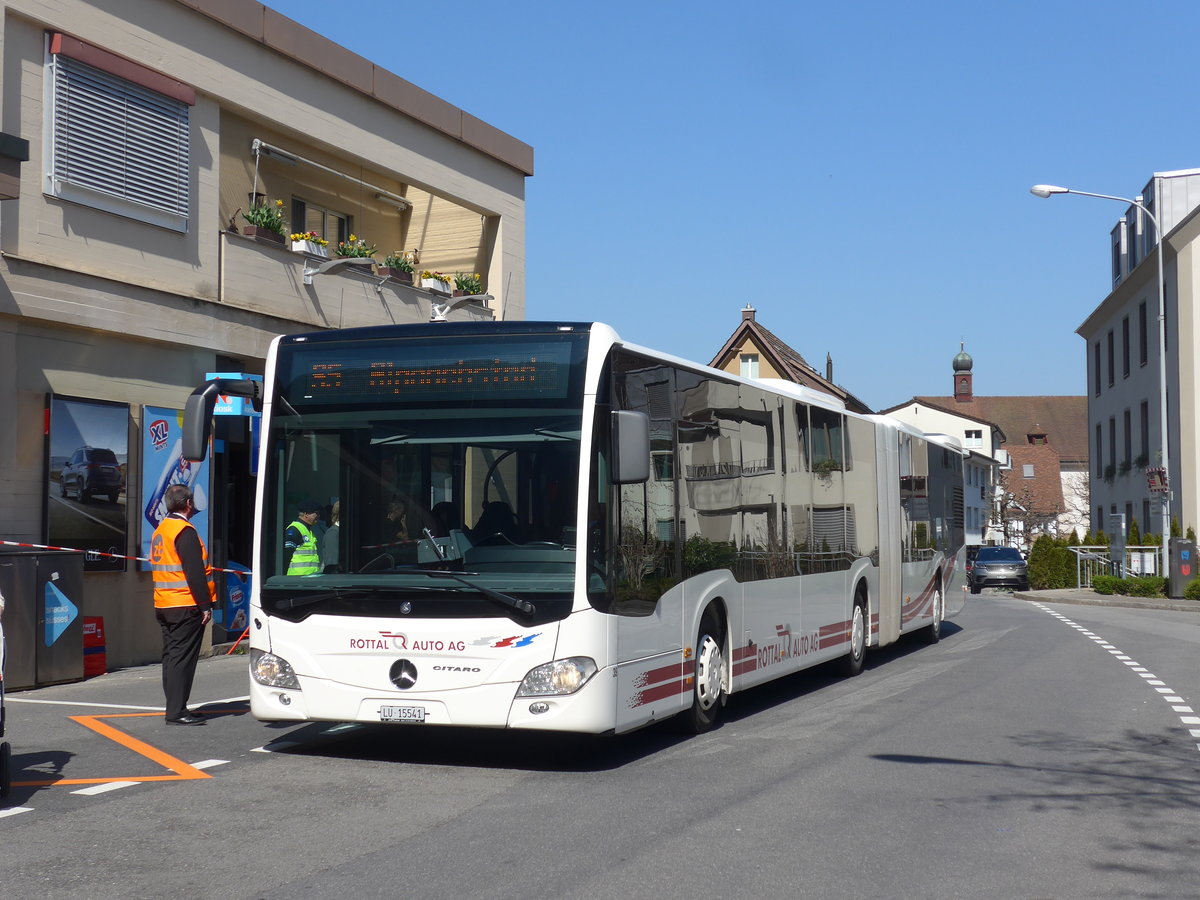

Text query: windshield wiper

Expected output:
[393,567,536,616]
[265,588,378,611]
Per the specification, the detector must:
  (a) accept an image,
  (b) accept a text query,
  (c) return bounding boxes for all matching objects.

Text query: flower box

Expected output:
[422,277,452,294]
[243,225,285,245]
[291,239,329,258]
[378,267,414,284]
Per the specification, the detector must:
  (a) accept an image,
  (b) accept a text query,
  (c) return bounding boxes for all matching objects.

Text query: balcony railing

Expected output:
[220,232,492,330]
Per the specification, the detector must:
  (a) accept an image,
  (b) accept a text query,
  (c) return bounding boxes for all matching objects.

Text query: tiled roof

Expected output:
[710,317,872,413]
[914,395,1089,463]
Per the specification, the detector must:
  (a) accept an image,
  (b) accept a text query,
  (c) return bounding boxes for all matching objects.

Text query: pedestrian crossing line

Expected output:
[0,807,34,819]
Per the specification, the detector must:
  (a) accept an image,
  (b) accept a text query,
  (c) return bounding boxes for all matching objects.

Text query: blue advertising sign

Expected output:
[205,372,262,417]
[44,580,79,647]
[140,407,211,568]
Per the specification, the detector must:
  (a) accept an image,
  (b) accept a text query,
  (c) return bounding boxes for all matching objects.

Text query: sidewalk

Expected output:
[1012,587,1200,614]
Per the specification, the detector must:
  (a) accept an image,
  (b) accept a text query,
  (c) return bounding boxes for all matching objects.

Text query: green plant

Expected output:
[811,457,841,477]
[421,270,451,284]
[335,234,376,258]
[1103,464,1116,482]
[1183,577,1200,601]
[453,272,483,293]
[1091,574,1122,595]
[243,198,287,235]
[1125,576,1166,598]
[1118,460,1132,475]
[383,252,414,272]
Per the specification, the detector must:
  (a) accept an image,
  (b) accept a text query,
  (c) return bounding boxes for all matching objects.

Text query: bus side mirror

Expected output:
[612,410,650,484]
[182,378,263,462]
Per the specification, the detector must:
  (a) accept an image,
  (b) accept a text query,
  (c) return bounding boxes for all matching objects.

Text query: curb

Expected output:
[1011,589,1200,614]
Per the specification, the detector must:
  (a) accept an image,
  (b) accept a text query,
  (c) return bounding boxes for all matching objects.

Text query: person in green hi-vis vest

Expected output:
[284,499,323,575]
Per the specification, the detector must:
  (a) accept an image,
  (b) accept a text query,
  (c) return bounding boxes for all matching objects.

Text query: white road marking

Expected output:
[190,759,230,770]
[72,781,140,796]
[1031,602,1198,756]
[0,807,34,819]
[6,698,164,711]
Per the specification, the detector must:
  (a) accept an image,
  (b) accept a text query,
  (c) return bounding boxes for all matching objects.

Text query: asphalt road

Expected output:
[2,591,1198,899]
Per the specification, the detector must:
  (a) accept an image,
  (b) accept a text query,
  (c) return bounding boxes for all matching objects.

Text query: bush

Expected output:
[1091,574,1165,597]
[1184,578,1200,601]
[1028,535,1076,589]
[1125,576,1166,597]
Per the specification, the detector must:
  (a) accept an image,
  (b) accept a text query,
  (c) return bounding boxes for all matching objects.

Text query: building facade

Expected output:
[1076,169,1200,545]
[0,0,532,667]
[883,348,1089,549]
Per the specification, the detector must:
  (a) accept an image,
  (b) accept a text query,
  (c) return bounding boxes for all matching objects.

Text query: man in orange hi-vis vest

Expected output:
[150,483,216,725]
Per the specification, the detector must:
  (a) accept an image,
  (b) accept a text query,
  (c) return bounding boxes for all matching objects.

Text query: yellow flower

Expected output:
[348,234,357,242]
[275,199,283,207]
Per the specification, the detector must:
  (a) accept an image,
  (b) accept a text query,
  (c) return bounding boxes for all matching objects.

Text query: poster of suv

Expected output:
[46,395,129,572]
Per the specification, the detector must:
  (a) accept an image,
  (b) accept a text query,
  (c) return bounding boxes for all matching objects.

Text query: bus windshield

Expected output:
[260,330,589,617]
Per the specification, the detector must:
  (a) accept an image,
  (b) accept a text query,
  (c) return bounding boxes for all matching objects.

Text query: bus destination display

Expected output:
[296,353,570,403]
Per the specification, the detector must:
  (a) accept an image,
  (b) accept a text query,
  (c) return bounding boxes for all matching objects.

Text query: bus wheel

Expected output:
[683,610,726,734]
[840,591,867,676]
[921,583,943,644]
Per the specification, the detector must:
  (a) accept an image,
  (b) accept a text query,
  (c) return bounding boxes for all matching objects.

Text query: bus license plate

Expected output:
[379,705,426,724]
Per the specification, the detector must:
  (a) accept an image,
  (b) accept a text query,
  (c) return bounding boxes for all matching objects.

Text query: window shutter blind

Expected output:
[52,55,189,222]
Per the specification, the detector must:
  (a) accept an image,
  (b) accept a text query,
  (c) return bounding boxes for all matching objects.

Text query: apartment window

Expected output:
[964,429,982,449]
[1143,500,1151,535]
[740,354,760,379]
[1106,330,1115,386]
[1139,401,1149,460]
[1028,433,1047,445]
[1123,410,1131,465]
[1096,505,1103,533]
[46,34,193,232]
[1111,232,1122,284]
[1022,464,1035,478]
[291,198,349,245]
[1093,342,1102,396]
[1138,302,1148,366]
[1121,316,1130,377]
[1095,423,1103,478]
[1108,417,1116,473]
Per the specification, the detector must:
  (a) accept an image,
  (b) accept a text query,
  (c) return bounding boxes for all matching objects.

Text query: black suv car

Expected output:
[968,546,1029,594]
[60,446,123,503]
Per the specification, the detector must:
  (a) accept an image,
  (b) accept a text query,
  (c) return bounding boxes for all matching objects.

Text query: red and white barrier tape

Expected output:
[0,539,250,576]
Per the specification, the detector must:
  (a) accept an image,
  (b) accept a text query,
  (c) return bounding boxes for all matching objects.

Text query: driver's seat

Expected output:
[469,501,520,544]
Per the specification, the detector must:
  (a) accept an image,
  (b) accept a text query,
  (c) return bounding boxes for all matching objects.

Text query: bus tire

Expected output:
[840,588,867,677]
[682,608,726,734]
[921,582,943,644]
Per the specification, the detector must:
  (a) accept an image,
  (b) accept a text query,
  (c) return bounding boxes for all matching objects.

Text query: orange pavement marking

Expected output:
[12,710,226,787]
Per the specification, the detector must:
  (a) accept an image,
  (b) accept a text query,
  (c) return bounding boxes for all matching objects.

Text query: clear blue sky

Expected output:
[264,0,1200,411]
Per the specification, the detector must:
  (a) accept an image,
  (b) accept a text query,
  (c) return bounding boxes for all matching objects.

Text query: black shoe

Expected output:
[165,715,206,726]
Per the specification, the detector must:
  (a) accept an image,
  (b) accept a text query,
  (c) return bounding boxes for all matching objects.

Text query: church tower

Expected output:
[953,342,973,402]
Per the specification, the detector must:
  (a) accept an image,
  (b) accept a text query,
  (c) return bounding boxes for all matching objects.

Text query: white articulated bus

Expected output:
[185,321,965,734]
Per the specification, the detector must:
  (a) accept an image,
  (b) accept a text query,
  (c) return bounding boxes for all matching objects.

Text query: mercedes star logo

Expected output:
[390,658,418,690]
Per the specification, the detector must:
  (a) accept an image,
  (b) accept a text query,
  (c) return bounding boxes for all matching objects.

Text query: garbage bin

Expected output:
[1168,538,1197,599]
[0,550,85,689]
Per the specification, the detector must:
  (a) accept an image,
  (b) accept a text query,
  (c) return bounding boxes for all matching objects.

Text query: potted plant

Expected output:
[378,252,415,284]
[452,272,483,297]
[421,270,452,293]
[242,198,287,244]
[289,231,329,258]
[334,234,377,259]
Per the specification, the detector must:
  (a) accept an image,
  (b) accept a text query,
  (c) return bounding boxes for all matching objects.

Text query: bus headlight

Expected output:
[516,657,597,697]
[250,648,300,689]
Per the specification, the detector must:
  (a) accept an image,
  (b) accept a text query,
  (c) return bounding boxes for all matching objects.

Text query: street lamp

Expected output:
[1030,184,1171,576]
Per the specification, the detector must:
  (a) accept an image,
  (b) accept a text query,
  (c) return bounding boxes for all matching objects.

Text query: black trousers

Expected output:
[156,607,205,719]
